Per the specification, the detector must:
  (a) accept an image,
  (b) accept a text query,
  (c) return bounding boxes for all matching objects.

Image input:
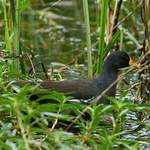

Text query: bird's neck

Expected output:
[94,66,118,85]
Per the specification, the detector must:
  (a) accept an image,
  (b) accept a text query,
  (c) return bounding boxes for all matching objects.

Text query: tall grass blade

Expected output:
[96,0,108,74]
[12,0,21,73]
[105,31,121,55]
[2,0,11,50]
[83,0,93,79]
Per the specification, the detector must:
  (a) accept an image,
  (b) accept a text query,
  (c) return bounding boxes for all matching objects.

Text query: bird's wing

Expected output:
[40,80,98,99]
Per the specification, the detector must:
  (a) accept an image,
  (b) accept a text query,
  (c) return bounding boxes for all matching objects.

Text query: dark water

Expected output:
[20,0,98,79]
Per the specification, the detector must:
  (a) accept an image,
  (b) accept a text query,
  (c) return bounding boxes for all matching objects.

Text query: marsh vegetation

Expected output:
[0,0,150,149]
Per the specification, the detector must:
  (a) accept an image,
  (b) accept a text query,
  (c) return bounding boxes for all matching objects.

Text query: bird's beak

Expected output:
[119,55,140,71]
[129,55,140,69]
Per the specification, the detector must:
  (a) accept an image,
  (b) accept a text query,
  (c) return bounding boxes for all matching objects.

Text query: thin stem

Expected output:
[97,0,108,74]
[14,101,31,150]
[83,0,93,79]
[2,0,11,50]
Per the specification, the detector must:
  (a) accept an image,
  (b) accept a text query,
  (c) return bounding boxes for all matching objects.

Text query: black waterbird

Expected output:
[39,51,130,104]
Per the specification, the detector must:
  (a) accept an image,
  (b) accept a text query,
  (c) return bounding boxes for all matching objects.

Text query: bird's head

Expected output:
[103,51,130,70]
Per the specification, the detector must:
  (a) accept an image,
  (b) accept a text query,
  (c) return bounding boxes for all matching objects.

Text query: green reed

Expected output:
[96,0,108,74]
[82,0,93,79]
[2,0,11,50]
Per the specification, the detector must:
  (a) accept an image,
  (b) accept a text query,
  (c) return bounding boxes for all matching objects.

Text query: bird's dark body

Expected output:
[39,51,130,104]
[40,71,117,104]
